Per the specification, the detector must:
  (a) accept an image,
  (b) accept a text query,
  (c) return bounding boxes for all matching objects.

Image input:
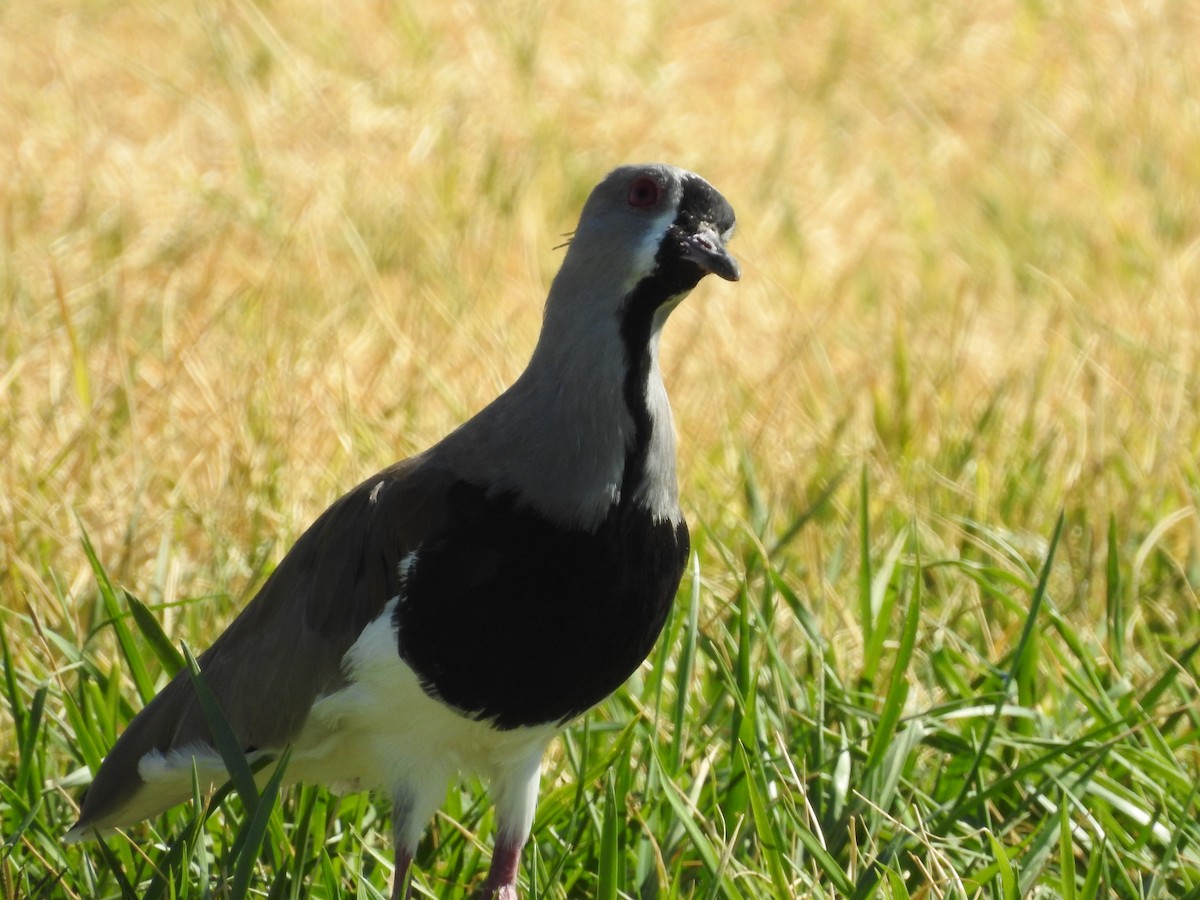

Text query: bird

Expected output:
[67,163,740,898]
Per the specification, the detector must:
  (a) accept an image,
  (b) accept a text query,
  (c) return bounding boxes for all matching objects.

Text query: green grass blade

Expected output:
[861,531,906,686]
[191,759,211,897]
[0,785,41,862]
[140,761,213,900]
[796,816,855,897]
[985,829,1019,900]
[884,864,911,899]
[125,590,186,675]
[80,523,156,704]
[1080,837,1106,900]
[671,551,701,774]
[597,772,618,900]
[231,747,291,900]
[947,510,1065,820]
[91,833,141,900]
[182,643,260,815]
[14,685,46,802]
[657,762,745,900]
[1059,798,1078,900]
[0,618,21,739]
[768,467,847,559]
[864,534,920,774]
[858,466,873,648]
[1140,637,1200,711]
[736,743,790,898]
[288,784,321,897]
[1105,514,1124,675]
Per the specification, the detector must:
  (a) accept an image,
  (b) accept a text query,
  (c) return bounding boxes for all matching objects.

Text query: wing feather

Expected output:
[70,455,451,836]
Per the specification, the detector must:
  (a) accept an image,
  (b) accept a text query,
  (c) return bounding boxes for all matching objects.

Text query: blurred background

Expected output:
[2,0,1199,892]
[5,0,1196,619]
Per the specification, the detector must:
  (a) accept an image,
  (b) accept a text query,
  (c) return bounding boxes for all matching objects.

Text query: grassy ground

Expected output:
[3,0,1199,897]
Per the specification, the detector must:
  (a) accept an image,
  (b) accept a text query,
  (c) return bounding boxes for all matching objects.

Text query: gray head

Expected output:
[547,164,739,326]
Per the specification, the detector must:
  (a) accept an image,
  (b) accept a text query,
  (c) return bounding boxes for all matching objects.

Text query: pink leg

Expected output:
[480,834,524,900]
[479,742,548,899]
[391,845,414,900]
[391,779,447,900]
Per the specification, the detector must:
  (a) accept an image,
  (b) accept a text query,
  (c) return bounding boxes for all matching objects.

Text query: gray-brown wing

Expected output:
[71,454,453,834]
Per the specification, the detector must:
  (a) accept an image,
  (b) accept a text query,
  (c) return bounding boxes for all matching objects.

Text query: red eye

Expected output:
[628,176,661,208]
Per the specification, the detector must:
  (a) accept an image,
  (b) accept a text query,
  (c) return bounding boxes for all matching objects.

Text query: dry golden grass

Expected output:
[2,0,1199,810]
[6,1,1197,603]
[2,11,1196,607]
[3,2,1200,896]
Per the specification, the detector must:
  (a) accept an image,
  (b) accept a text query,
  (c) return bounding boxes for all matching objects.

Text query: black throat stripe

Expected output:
[616,173,736,502]
[616,234,710,500]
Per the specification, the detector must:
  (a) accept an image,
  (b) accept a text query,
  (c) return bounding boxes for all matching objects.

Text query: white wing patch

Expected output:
[64,742,266,843]
[397,549,418,593]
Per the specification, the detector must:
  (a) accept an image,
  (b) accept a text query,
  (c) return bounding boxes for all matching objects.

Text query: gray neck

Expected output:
[437,288,682,531]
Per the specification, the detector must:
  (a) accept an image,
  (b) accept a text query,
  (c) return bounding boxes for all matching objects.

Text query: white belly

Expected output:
[291,597,559,798]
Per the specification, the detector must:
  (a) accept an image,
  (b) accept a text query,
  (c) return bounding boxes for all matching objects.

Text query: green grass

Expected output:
[4,0,1200,896]
[4,480,1200,897]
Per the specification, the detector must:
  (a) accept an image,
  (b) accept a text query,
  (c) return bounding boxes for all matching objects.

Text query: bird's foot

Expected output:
[479,836,522,899]
[480,884,518,900]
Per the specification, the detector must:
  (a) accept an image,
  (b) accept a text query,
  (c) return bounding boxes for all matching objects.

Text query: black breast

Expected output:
[393,480,689,730]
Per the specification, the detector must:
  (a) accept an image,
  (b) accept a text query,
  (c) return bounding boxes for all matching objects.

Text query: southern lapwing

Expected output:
[67,163,740,898]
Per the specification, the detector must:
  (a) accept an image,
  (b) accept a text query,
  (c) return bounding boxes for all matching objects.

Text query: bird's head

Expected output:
[544,164,739,338]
